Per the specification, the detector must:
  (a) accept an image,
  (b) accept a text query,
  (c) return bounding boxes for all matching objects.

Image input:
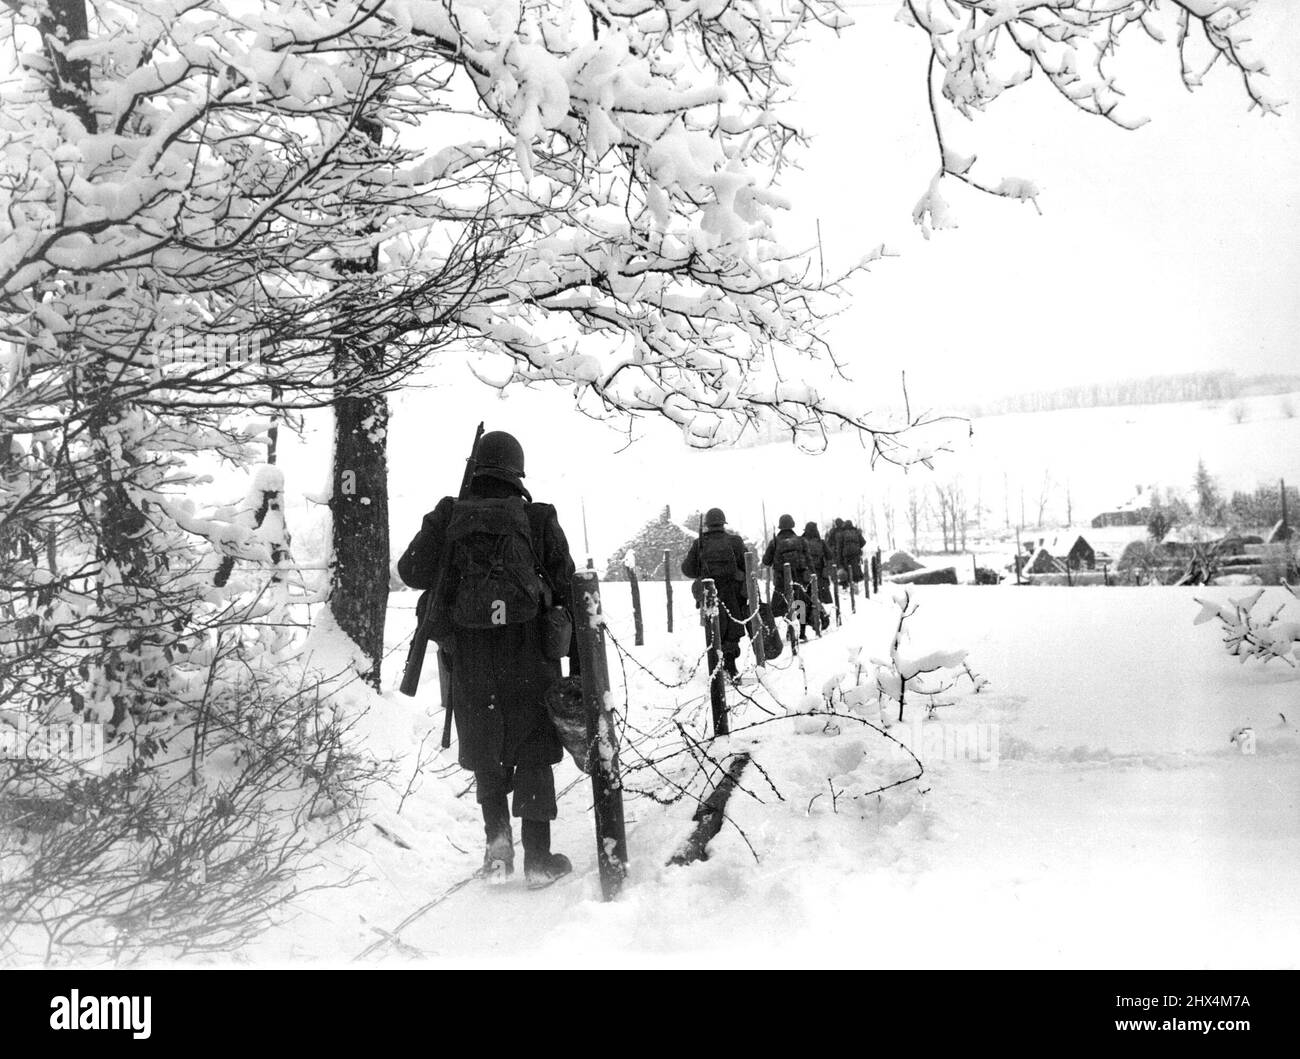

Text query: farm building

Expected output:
[1023,547,1065,576]
[1045,533,1096,570]
[890,566,959,586]
[1160,524,1229,558]
[1091,488,1155,529]
[884,550,924,575]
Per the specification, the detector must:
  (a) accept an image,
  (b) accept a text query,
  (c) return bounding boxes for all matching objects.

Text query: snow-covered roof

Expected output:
[1046,532,1090,555]
[1024,546,1066,574]
[1162,524,1229,545]
[1112,488,1155,513]
[1053,524,1152,553]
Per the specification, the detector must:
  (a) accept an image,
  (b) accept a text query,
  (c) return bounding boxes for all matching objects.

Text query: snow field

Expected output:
[255,582,1299,967]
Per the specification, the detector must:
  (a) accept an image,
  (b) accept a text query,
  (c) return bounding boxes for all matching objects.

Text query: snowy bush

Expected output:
[1194,586,1300,666]
[0,642,389,964]
[816,594,987,725]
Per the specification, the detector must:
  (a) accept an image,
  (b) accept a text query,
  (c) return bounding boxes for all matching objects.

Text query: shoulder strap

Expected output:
[524,502,558,599]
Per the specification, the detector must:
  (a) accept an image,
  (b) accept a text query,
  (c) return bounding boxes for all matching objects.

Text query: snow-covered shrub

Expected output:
[0,644,388,964]
[810,595,986,726]
[0,421,383,962]
[1194,586,1300,666]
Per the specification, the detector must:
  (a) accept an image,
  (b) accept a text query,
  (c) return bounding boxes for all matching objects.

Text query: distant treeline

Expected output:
[960,372,1300,419]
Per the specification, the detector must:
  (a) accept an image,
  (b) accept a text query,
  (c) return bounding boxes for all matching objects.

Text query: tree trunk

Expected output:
[329,386,390,690]
[326,112,389,691]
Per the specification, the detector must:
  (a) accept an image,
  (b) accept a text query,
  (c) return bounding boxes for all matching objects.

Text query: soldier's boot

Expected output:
[521,820,572,890]
[478,797,514,884]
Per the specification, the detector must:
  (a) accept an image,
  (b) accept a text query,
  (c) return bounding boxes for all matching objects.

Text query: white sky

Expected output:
[772,0,1300,408]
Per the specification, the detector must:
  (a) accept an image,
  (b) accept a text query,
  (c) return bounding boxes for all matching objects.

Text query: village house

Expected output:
[1090,487,1155,529]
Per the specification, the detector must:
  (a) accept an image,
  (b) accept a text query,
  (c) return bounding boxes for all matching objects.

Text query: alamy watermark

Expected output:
[895,720,1000,769]
[1,328,262,381]
[150,326,262,371]
[50,990,151,1039]
[0,718,105,774]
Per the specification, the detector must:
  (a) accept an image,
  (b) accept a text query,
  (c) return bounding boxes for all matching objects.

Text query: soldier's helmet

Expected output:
[705,507,726,528]
[473,430,526,482]
[778,514,795,531]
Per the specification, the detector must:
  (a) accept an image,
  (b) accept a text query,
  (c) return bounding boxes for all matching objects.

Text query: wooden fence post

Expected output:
[571,570,628,900]
[663,548,673,634]
[783,561,800,654]
[745,550,765,668]
[624,551,644,646]
[701,578,729,736]
[809,572,823,637]
[666,752,752,867]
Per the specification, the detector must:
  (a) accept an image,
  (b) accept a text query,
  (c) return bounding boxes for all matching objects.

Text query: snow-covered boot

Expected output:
[521,820,571,890]
[479,801,514,884]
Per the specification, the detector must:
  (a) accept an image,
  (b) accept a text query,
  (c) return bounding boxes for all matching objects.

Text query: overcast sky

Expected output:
[772,0,1300,409]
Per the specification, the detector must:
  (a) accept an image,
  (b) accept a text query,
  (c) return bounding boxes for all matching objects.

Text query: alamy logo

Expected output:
[49,990,151,1039]
[0,718,104,774]
[896,721,1000,769]
[150,325,261,370]
[491,599,507,625]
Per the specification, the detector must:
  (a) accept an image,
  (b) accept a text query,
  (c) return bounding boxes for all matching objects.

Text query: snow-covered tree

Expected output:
[1193,458,1223,523]
[904,0,1277,230]
[4,0,1278,688]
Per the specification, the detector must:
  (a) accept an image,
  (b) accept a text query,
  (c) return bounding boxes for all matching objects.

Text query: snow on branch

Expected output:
[903,0,1280,225]
[1194,584,1300,666]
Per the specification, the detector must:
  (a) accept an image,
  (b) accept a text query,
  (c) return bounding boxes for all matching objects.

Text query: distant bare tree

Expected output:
[906,488,924,553]
[880,496,897,552]
[929,484,951,552]
[1036,472,1055,529]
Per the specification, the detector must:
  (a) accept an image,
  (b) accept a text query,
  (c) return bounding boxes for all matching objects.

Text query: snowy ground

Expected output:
[246,583,1300,969]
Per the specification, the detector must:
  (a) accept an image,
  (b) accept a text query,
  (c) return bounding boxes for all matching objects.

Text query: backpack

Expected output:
[841,529,864,561]
[773,535,809,583]
[437,497,546,631]
[804,537,826,570]
[691,531,744,608]
[698,532,740,581]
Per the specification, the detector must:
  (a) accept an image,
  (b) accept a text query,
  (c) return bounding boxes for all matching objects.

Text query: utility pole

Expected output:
[581,497,593,569]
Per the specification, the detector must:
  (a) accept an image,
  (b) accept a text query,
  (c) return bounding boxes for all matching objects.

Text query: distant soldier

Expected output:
[682,507,750,678]
[802,522,833,613]
[826,518,845,564]
[762,514,812,639]
[839,519,867,584]
[396,431,577,889]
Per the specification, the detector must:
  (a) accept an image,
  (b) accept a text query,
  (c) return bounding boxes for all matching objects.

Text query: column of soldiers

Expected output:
[680,509,877,655]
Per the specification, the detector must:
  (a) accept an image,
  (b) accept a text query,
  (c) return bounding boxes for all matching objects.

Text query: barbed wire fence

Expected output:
[546,601,933,864]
